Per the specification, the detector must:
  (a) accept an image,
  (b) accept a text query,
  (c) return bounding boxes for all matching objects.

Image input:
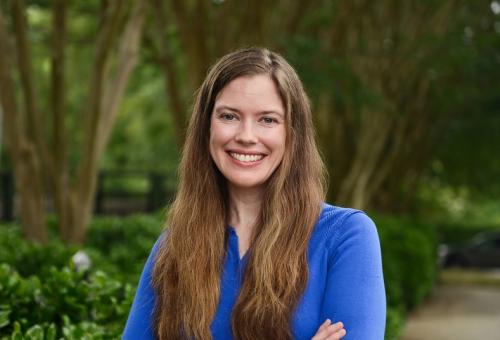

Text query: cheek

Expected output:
[211,123,234,145]
[209,123,229,156]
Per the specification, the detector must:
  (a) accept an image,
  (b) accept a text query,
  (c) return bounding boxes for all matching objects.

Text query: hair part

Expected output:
[153,47,326,339]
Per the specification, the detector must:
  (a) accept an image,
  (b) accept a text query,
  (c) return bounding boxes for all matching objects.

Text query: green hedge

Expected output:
[0,264,133,339]
[83,214,164,283]
[374,214,439,339]
[0,215,163,339]
[0,224,77,278]
[0,212,438,339]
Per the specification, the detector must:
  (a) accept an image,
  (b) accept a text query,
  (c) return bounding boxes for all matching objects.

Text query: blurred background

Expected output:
[0,0,499,339]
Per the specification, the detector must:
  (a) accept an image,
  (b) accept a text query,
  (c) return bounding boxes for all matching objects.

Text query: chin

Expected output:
[228,179,266,191]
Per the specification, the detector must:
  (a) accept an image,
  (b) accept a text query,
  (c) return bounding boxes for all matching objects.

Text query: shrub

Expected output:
[373,213,439,338]
[1,214,164,285]
[0,226,77,278]
[0,214,163,338]
[0,263,133,339]
[8,319,109,340]
[0,211,438,339]
[384,305,405,340]
[84,214,163,284]
[375,214,438,310]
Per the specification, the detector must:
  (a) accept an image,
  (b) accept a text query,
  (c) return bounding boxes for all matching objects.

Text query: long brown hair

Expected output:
[153,47,326,339]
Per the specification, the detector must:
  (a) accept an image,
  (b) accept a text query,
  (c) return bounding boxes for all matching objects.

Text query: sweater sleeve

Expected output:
[122,235,163,340]
[321,212,386,340]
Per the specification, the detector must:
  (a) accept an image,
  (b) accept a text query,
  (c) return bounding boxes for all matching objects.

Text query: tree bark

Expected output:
[151,0,187,146]
[69,0,148,244]
[1,0,147,244]
[50,0,70,239]
[0,7,47,243]
[317,0,460,210]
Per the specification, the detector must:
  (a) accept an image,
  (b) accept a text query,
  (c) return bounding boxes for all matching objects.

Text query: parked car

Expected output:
[439,231,500,268]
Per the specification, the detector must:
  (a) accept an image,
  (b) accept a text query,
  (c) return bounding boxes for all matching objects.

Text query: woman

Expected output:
[123,48,386,339]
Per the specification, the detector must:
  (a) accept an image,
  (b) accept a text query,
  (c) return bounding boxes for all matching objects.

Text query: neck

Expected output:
[227,185,263,234]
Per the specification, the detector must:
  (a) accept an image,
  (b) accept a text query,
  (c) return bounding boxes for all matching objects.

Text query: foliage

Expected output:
[0,211,437,339]
[437,222,500,247]
[0,0,148,244]
[415,184,500,245]
[374,213,439,338]
[384,305,405,340]
[0,263,133,339]
[0,212,164,338]
[427,1,500,199]
[0,1,495,338]
[0,213,165,285]
[83,213,164,283]
[1,0,497,247]
[0,224,77,278]
[376,214,438,310]
[101,63,180,176]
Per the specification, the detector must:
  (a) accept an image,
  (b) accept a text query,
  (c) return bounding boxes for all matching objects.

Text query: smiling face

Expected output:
[209,74,286,193]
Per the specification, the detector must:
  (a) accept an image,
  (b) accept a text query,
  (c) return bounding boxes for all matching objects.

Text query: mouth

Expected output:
[228,152,265,163]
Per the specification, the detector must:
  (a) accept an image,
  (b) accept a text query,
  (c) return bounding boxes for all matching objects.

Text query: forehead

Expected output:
[214,74,285,115]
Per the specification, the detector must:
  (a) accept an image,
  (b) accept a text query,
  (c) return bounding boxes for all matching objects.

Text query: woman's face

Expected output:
[210,74,286,192]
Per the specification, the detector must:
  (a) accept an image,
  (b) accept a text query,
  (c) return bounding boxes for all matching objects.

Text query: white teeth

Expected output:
[229,152,264,162]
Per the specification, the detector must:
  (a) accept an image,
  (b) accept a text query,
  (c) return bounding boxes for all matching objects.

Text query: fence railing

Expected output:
[0,170,175,222]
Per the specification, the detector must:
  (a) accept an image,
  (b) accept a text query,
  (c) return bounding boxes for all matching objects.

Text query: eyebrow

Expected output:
[214,104,284,117]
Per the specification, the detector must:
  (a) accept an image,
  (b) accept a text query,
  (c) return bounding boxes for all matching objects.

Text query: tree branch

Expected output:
[171,0,210,89]
[51,0,66,169]
[11,0,54,177]
[0,7,47,242]
[0,7,22,154]
[50,0,69,238]
[78,0,125,184]
[70,0,147,242]
[98,0,148,158]
[152,0,187,146]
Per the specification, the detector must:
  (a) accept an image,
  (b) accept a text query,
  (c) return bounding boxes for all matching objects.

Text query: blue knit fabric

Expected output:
[123,203,386,339]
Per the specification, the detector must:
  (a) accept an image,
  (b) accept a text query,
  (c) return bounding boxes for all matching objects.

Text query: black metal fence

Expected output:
[0,170,175,222]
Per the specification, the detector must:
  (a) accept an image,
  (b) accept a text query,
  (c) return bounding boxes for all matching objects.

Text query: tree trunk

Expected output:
[12,145,48,242]
[65,0,148,244]
[0,8,47,242]
[1,1,147,244]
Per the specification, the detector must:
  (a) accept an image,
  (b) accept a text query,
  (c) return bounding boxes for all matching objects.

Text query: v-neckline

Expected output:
[227,225,249,261]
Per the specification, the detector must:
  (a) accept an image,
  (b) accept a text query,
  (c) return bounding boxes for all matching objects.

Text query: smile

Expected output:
[229,152,265,162]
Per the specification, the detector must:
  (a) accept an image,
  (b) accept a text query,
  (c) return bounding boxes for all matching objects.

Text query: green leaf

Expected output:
[0,309,11,328]
[10,321,23,340]
[45,323,56,340]
[25,325,44,339]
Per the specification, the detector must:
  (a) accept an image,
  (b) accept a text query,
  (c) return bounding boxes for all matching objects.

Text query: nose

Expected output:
[235,120,258,144]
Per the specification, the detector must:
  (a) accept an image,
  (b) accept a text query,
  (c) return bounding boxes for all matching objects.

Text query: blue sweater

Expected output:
[123,204,386,339]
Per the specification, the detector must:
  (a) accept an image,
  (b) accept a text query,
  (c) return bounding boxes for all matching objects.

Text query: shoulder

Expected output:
[140,231,168,278]
[312,203,376,241]
[316,203,366,227]
[151,231,168,259]
[311,203,380,261]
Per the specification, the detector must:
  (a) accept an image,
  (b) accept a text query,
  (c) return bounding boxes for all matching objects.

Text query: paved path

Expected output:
[400,274,500,340]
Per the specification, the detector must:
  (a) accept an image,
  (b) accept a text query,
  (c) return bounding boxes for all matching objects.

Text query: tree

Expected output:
[0,0,147,243]
[428,0,500,200]
[148,0,467,212]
